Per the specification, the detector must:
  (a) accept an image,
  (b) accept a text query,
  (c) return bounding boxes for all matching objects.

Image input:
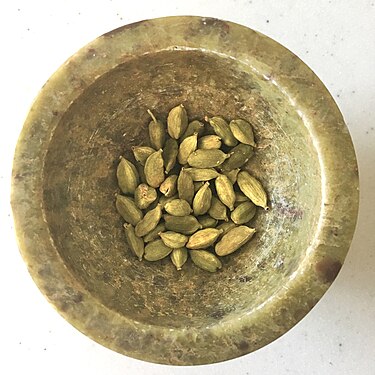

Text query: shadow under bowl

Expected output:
[11,16,359,365]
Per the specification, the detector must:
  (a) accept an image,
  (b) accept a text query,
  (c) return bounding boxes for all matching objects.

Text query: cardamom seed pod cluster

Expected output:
[115,104,268,272]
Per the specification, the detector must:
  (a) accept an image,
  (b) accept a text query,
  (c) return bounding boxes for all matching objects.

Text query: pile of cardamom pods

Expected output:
[115,104,268,272]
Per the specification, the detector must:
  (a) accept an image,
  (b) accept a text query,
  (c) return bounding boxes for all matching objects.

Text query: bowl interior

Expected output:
[42,49,321,329]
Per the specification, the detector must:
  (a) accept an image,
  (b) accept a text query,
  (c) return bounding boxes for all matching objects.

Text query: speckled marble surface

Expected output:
[1,1,375,374]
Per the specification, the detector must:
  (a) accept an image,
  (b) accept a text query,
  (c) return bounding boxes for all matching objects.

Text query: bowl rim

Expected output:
[11,16,359,365]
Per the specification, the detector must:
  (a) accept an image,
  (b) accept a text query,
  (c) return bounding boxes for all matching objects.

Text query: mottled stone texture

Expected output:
[11,17,358,365]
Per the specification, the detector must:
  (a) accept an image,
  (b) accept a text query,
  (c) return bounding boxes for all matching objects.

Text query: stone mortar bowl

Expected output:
[11,16,359,365]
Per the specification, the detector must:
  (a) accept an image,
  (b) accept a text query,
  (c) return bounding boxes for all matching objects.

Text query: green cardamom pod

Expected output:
[216,221,237,236]
[170,247,188,270]
[178,133,198,165]
[198,135,222,150]
[223,168,240,184]
[134,183,157,209]
[147,109,166,150]
[215,225,256,256]
[144,149,165,188]
[159,174,178,197]
[163,138,179,174]
[193,181,205,192]
[237,171,269,209]
[185,168,220,181]
[135,204,162,237]
[164,198,193,216]
[164,214,202,235]
[116,157,139,195]
[115,194,143,226]
[190,250,222,272]
[144,239,173,261]
[231,201,257,224]
[193,182,212,216]
[143,222,166,242]
[186,228,223,249]
[132,146,156,166]
[229,119,256,146]
[215,175,236,211]
[181,120,205,141]
[206,116,238,146]
[208,196,228,221]
[221,143,254,171]
[159,231,188,248]
[187,149,229,168]
[177,168,194,205]
[197,215,218,228]
[123,223,144,261]
[167,104,188,139]
[235,191,249,203]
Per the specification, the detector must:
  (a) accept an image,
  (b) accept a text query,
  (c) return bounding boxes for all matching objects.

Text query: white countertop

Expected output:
[1,1,374,374]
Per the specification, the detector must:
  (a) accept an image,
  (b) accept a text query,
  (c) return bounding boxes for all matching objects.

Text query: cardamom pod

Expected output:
[159,231,188,248]
[193,181,205,192]
[185,168,220,181]
[235,191,249,203]
[216,221,237,236]
[115,194,143,226]
[132,146,156,166]
[208,196,228,221]
[186,228,223,249]
[197,215,218,228]
[181,120,205,141]
[144,239,173,261]
[136,162,147,184]
[193,182,212,216]
[164,198,193,216]
[116,157,139,195]
[159,174,178,197]
[178,132,198,165]
[190,250,222,272]
[164,214,202,234]
[143,222,166,242]
[147,109,166,150]
[134,183,157,210]
[221,143,254,171]
[177,168,194,205]
[237,171,269,209]
[229,119,256,146]
[135,204,162,237]
[159,194,179,209]
[170,247,188,270]
[123,223,144,261]
[163,138,178,174]
[144,149,165,188]
[215,174,236,211]
[167,104,188,139]
[215,225,256,256]
[187,149,229,168]
[198,135,222,149]
[206,116,238,147]
[231,201,257,224]
[223,168,240,184]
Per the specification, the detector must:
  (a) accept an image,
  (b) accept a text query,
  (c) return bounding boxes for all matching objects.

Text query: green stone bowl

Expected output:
[11,16,359,365]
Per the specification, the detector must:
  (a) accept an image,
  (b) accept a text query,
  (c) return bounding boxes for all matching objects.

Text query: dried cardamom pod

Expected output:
[197,215,218,228]
[177,168,194,205]
[135,204,162,237]
[181,120,205,141]
[144,239,173,261]
[190,250,222,272]
[167,104,188,139]
[163,138,178,174]
[186,228,223,249]
[143,222,166,242]
[159,174,178,197]
[144,149,165,188]
[159,231,188,248]
[215,225,256,256]
[193,182,212,216]
[237,171,269,209]
[215,175,236,211]
[229,119,256,146]
[134,183,157,210]
[187,149,229,168]
[208,196,228,221]
[185,168,220,181]
[164,198,193,217]
[198,135,222,150]
[132,146,156,166]
[147,109,166,150]
[223,168,240,184]
[123,223,144,261]
[193,181,205,192]
[170,247,188,270]
[221,143,254,171]
[206,116,238,146]
[216,221,237,236]
[178,133,198,165]
[231,201,257,224]
[235,191,249,203]
[164,214,202,235]
[115,194,143,226]
[116,157,139,195]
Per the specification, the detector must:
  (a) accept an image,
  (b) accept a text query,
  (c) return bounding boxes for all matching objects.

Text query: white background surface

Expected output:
[1,1,374,374]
